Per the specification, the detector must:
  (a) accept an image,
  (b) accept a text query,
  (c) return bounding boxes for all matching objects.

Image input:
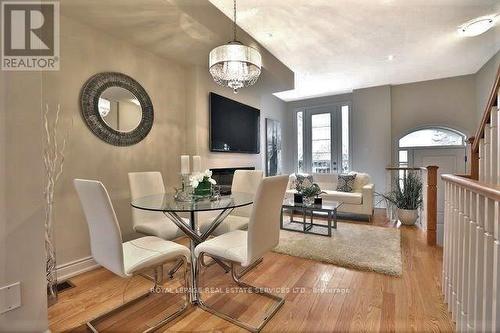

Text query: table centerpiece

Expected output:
[190,169,217,199]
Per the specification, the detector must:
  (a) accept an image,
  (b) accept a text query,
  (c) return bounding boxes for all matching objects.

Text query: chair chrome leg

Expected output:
[196,253,284,333]
[86,256,190,333]
[200,253,231,273]
[167,258,184,278]
[143,257,190,333]
[234,257,263,279]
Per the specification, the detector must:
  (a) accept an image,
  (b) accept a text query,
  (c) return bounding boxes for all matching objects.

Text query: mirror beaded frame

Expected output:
[80,72,154,146]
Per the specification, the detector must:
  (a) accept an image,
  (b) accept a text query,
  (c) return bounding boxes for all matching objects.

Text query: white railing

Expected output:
[442,174,500,332]
[444,64,500,332]
[479,106,500,185]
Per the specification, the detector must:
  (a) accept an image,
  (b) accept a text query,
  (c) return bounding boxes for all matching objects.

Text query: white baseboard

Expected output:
[56,256,100,282]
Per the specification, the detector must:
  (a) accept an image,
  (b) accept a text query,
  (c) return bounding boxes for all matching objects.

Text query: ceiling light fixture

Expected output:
[387,54,395,61]
[458,16,496,37]
[208,0,262,94]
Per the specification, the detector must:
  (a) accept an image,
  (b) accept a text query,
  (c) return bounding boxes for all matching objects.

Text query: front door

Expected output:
[412,147,466,246]
[299,105,344,174]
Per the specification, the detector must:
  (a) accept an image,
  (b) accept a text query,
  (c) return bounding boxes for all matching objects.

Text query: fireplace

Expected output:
[210,167,255,195]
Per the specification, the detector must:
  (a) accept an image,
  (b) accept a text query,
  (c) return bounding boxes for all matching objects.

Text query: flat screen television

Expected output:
[209,92,260,154]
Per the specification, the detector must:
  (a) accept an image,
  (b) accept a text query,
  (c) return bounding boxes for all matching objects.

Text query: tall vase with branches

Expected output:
[43,104,69,305]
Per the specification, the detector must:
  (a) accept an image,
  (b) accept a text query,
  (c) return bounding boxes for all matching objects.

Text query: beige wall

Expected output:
[1,5,293,329]
[391,75,477,144]
[0,60,6,322]
[43,16,189,265]
[476,50,500,122]
[352,86,392,194]
[0,71,48,331]
[43,15,292,268]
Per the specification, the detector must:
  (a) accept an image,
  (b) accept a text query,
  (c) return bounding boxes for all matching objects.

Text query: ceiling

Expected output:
[210,0,500,101]
[60,0,220,66]
[60,0,294,92]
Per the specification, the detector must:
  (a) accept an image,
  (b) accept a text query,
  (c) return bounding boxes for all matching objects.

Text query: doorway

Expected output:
[295,103,350,174]
[397,127,467,246]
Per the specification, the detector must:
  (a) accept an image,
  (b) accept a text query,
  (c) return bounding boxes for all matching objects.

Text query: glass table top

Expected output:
[282,199,342,212]
[131,192,254,213]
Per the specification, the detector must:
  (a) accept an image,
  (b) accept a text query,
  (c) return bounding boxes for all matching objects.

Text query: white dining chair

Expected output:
[74,179,191,333]
[128,171,185,240]
[194,175,289,332]
[198,170,264,236]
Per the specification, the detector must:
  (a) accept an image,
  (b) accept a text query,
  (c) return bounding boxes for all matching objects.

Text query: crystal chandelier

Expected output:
[209,0,262,94]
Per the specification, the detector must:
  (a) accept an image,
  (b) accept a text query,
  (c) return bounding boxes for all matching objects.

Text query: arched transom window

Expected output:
[399,128,466,148]
[398,127,467,170]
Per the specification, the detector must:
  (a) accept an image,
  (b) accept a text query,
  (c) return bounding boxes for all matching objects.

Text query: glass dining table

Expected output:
[131,192,254,303]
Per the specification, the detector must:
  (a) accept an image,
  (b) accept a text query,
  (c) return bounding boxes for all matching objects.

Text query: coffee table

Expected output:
[280,199,342,237]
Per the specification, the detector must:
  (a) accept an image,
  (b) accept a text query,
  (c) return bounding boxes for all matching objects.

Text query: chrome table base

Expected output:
[163,208,233,303]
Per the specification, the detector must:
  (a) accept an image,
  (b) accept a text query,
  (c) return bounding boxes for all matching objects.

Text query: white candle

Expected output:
[181,155,190,175]
[192,156,201,173]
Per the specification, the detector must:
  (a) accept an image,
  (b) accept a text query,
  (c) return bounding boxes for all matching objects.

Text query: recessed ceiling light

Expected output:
[387,54,395,61]
[458,16,496,37]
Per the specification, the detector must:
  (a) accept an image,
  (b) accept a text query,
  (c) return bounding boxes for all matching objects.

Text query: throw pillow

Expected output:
[336,174,356,192]
[295,173,314,192]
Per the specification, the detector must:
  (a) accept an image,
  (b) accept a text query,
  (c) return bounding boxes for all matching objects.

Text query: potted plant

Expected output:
[190,169,217,198]
[381,173,423,225]
[301,183,325,206]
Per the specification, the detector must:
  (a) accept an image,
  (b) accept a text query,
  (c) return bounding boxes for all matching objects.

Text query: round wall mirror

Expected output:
[98,87,142,133]
[80,72,154,146]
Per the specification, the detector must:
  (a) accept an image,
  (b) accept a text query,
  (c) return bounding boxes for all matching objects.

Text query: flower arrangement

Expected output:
[190,169,217,197]
[301,183,326,205]
[301,183,324,198]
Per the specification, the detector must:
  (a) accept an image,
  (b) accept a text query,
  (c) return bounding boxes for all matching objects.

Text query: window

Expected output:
[98,98,111,117]
[399,128,465,148]
[398,150,409,187]
[297,111,304,173]
[397,127,466,183]
[341,105,349,173]
[295,103,350,174]
[311,113,331,173]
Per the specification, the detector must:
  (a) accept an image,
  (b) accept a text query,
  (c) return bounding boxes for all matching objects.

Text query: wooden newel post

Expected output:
[468,137,479,180]
[426,166,438,246]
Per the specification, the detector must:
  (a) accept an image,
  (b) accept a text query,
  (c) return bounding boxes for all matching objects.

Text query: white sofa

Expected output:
[286,172,374,221]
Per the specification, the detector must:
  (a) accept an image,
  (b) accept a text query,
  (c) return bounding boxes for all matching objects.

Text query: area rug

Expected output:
[273,222,402,276]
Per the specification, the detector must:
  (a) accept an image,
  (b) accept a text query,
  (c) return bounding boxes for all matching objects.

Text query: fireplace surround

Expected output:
[210,167,255,194]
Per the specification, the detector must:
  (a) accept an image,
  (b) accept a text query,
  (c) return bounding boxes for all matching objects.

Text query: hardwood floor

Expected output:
[48,209,454,332]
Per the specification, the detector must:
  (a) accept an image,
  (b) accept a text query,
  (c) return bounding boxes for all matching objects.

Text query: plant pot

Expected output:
[294,193,303,204]
[303,196,314,206]
[314,197,322,205]
[397,208,418,225]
